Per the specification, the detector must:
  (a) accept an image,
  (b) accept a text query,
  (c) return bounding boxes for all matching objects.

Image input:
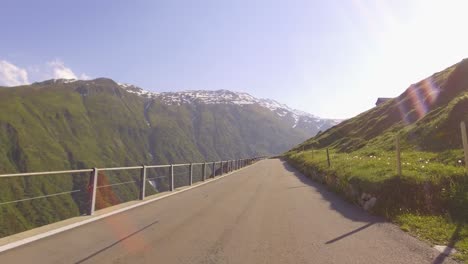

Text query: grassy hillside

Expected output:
[285,59,468,261]
[297,59,468,153]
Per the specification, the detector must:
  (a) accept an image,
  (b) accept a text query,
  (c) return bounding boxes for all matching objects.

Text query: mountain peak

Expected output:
[115,83,339,129]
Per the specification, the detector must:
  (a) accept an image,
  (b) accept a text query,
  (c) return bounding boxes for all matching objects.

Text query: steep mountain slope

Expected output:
[0,78,338,236]
[0,78,338,173]
[296,58,468,152]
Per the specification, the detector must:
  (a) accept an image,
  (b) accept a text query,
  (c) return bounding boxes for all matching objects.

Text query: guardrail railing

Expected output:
[0,157,264,218]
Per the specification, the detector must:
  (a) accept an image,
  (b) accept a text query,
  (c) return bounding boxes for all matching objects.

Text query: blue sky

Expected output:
[1,0,467,118]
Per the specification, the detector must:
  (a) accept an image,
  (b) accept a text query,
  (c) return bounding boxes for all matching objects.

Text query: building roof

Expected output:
[375,97,392,106]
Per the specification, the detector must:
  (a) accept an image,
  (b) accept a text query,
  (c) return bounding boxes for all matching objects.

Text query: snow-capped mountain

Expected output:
[118,83,341,131]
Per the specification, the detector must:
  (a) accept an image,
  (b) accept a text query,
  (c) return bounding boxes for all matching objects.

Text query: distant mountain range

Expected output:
[120,83,340,132]
[0,77,339,236]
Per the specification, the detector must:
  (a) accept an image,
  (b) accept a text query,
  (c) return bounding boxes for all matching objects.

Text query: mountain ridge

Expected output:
[117,82,340,128]
[26,78,341,131]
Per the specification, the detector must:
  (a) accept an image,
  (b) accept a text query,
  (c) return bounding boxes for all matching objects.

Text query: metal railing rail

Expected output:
[99,166,143,171]
[0,157,265,216]
[0,169,94,178]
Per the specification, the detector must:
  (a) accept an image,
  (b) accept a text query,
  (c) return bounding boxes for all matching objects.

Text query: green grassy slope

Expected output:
[296,59,468,153]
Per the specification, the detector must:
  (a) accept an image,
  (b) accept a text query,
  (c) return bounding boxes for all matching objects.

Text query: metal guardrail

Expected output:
[0,157,264,216]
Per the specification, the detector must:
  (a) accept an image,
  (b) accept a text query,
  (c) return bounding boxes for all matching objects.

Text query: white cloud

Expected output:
[79,73,91,80]
[47,59,78,80]
[0,60,29,86]
[0,59,91,87]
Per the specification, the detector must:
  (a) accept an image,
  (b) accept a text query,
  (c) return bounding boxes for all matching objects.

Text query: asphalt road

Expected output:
[0,159,455,263]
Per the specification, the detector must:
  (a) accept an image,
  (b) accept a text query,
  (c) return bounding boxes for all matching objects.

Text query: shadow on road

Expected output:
[75,219,159,264]
[432,223,463,264]
[325,222,375,244]
[280,160,383,224]
[287,185,309,189]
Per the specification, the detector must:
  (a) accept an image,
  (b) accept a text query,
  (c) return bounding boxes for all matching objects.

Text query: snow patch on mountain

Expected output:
[118,84,340,129]
[118,83,159,98]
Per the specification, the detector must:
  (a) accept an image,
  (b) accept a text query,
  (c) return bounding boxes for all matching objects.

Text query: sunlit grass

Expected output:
[287,148,466,184]
[395,214,468,262]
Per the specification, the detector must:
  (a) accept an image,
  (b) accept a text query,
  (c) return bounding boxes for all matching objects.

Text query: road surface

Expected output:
[0,159,454,263]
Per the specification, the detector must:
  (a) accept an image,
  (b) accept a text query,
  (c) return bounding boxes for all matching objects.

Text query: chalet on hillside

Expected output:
[375,97,392,106]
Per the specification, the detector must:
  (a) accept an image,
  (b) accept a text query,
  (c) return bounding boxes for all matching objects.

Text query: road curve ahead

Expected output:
[0,159,454,264]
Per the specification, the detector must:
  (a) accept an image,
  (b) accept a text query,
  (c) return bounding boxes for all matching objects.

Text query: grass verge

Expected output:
[396,214,468,262]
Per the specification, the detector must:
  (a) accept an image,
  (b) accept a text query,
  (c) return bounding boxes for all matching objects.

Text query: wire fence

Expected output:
[145,166,171,196]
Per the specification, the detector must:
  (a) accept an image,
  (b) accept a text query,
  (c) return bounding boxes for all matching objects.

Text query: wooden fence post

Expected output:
[461,121,468,173]
[326,148,331,167]
[396,135,402,177]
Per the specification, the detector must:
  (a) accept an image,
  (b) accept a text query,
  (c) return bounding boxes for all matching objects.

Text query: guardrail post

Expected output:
[189,163,193,185]
[139,165,147,200]
[88,168,99,215]
[212,162,216,177]
[202,162,206,181]
[461,121,468,173]
[221,161,224,175]
[170,164,174,191]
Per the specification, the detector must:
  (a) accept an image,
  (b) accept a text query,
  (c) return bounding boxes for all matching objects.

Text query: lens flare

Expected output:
[91,173,149,254]
[398,77,441,124]
[408,85,428,120]
[397,97,411,124]
[420,77,441,105]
